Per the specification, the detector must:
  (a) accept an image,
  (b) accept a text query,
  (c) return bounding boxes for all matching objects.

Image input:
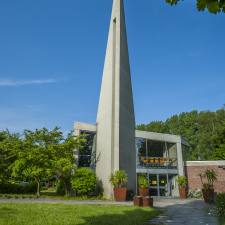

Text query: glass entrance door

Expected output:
[148,174,179,197]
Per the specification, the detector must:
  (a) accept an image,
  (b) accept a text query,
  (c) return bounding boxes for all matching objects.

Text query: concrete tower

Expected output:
[96,0,136,199]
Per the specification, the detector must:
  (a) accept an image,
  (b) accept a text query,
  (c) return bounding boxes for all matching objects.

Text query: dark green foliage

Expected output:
[165,0,225,14]
[137,105,225,161]
[56,179,66,196]
[0,182,37,194]
[215,193,225,225]
[212,125,225,160]
[0,130,21,184]
[71,168,97,197]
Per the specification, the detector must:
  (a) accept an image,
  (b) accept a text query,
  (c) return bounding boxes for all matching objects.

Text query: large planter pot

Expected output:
[179,188,187,199]
[113,187,127,202]
[133,196,143,207]
[143,197,153,207]
[202,189,214,203]
[139,188,148,197]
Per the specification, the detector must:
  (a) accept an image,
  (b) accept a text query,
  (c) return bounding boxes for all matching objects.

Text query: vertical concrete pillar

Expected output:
[96,0,136,199]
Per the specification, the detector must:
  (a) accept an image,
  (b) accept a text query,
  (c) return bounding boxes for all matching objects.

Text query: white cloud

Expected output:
[187,52,200,57]
[0,79,56,86]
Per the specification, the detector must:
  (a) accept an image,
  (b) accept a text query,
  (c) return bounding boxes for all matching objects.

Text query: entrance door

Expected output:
[148,174,179,197]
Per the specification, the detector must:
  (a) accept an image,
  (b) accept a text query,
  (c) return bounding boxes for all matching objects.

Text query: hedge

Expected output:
[0,182,37,194]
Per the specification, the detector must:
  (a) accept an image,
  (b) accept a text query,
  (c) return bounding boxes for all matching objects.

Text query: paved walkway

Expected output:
[0,197,216,224]
[146,198,216,225]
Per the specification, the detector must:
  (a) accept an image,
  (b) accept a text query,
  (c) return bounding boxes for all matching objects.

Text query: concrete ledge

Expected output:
[184,160,225,167]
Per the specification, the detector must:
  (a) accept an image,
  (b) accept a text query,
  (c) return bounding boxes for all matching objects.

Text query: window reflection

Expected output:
[79,131,96,171]
[136,138,146,168]
[182,144,190,161]
[167,142,177,168]
[136,138,178,169]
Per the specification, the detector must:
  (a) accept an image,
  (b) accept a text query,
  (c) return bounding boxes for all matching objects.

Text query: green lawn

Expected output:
[0,203,161,225]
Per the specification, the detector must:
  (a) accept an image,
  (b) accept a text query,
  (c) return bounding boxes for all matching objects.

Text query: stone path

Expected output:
[0,197,216,224]
[146,198,216,225]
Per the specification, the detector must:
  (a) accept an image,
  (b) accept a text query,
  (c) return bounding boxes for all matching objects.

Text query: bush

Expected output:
[138,174,150,188]
[177,175,187,188]
[71,168,97,198]
[41,186,48,191]
[56,180,65,196]
[109,170,127,188]
[215,193,225,225]
[0,182,37,194]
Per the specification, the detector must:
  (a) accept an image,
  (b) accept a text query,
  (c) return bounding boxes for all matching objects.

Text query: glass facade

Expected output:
[139,173,179,197]
[136,137,188,197]
[136,138,178,169]
[78,131,96,172]
[182,144,190,161]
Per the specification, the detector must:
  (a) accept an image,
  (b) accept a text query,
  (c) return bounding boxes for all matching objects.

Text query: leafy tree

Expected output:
[0,130,21,184]
[197,110,220,160]
[51,131,87,196]
[165,0,225,14]
[71,167,97,198]
[12,127,64,196]
[137,105,225,161]
[212,125,225,160]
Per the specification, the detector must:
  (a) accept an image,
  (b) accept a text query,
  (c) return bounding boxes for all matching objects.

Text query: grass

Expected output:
[0,203,161,225]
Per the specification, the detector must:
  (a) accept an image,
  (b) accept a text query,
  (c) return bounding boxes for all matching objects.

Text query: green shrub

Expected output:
[177,175,187,188]
[71,168,97,198]
[41,186,48,191]
[138,174,150,188]
[0,182,37,194]
[56,180,65,196]
[109,170,127,188]
[215,193,225,225]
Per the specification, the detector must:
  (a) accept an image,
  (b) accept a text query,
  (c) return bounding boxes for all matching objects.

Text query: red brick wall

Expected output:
[184,162,225,194]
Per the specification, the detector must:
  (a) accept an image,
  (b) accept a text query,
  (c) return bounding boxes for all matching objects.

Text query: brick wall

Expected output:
[184,161,225,194]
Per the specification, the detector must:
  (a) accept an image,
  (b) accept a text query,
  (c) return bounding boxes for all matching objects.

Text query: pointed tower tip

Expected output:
[96,0,136,198]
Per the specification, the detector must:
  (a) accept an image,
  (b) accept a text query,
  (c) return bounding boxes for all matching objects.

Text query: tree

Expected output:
[51,131,87,196]
[137,105,225,161]
[165,0,225,14]
[0,130,21,184]
[12,127,64,196]
[212,125,225,160]
[71,167,97,198]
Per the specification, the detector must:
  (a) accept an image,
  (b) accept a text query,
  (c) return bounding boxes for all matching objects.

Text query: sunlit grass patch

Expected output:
[0,203,161,225]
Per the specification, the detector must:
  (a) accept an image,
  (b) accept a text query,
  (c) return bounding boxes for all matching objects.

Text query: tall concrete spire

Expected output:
[96,0,136,198]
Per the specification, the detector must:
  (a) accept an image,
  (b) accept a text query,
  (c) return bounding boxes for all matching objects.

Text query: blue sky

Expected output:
[0,0,225,135]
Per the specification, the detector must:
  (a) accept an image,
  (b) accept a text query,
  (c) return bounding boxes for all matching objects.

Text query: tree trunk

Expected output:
[37,179,40,196]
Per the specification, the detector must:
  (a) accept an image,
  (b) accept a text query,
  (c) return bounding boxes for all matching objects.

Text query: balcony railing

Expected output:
[137,157,177,169]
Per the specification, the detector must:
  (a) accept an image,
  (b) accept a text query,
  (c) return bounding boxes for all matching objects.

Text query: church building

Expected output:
[74,0,190,199]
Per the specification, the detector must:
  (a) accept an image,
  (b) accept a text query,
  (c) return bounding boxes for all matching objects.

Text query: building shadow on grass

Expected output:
[77,207,161,225]
[0,206,18,218]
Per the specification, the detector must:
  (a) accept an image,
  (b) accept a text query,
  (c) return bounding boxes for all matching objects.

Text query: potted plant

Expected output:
[109,170,127,202]
[178,175,187,199]
[133,195,143,207]
[142,196,153,207]
[138,173,150,197]
[199,169,218,203]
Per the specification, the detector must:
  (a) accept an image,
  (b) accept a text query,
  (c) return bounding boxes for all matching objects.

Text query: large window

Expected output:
[167,142,177,168]
[78,131,96,171]
[136,138,178,169]
[182,144,190,161]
